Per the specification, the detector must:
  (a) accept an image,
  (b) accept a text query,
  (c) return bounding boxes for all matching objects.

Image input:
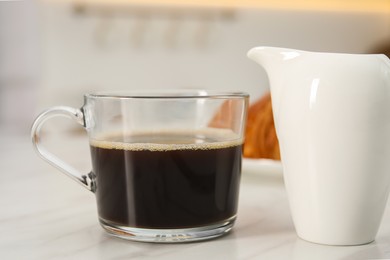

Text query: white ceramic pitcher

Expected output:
[248,47,390,245]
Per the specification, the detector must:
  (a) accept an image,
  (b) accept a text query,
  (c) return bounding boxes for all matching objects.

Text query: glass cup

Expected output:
[31,90,249,243]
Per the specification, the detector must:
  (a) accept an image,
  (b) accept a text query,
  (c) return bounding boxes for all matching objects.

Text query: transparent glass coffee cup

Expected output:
[31,90,249,243]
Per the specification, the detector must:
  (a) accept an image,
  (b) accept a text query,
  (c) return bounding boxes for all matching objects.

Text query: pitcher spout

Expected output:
[247,47,303,124]
[247,47,302,72]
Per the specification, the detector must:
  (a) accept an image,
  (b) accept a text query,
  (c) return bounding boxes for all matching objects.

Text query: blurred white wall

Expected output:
[1,0,389,132]
[0,0,41,132]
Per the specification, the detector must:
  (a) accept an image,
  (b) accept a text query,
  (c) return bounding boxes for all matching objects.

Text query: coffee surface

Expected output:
[90,129,242,229]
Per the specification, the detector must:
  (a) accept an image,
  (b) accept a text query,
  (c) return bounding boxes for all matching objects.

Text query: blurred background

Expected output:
[1,0,389,133]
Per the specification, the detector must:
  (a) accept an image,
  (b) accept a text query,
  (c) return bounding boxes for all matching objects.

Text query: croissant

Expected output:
[209,92,280,160]
[244,92,280,160]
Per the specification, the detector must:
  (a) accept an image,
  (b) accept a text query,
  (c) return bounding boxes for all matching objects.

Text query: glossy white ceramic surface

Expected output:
[248,47,390,245]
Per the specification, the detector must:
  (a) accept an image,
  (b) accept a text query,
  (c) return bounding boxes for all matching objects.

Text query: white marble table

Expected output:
[1,129,390,259]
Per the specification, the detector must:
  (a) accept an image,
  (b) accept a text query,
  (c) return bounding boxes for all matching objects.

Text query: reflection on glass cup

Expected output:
[31,90,249,243]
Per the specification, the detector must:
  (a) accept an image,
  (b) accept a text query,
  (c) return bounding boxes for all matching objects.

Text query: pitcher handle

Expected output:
[31,106,95,192]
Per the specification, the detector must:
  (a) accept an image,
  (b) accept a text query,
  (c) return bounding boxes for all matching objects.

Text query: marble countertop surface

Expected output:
[1,129,390,260]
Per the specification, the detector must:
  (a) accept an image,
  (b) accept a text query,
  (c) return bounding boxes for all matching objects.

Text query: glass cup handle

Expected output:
[31,106,95,192]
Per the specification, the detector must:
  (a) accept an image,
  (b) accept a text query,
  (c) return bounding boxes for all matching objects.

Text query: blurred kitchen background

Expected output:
[1,0,389,133]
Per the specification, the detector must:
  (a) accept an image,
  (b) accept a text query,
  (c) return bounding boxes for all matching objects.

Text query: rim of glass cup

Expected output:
[85,90,249,99]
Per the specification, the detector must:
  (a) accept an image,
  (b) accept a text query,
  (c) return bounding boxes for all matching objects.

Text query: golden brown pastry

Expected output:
[207,99,237,130]
[244,92,280,160]
[209,92,280,160]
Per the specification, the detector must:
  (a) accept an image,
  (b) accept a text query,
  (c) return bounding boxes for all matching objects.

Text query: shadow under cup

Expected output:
[31,91,249,243]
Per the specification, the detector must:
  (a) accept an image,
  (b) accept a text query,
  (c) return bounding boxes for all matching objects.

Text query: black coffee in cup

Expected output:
[90,130,242,229]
